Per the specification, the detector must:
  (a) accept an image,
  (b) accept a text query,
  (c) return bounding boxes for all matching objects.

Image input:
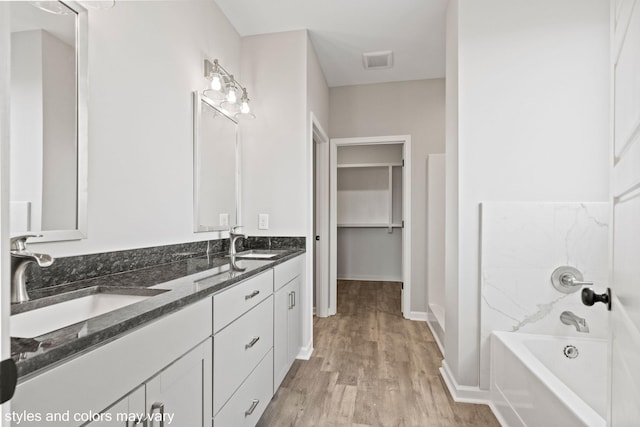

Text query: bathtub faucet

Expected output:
[560,311,589,333]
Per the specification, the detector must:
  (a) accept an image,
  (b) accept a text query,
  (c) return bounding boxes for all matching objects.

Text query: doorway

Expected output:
[311,114,329,319]
[327,135,411,318]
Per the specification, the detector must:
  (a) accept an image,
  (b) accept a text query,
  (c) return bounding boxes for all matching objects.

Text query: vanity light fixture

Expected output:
[237,88,255,120]
[203,59,254,120]
[30,0,115,14]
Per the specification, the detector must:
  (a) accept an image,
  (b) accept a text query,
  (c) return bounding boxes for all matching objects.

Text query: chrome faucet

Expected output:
[560,311,589,333]
[10,234,54,303]
[229,226,245,256]
[229,226,246,271]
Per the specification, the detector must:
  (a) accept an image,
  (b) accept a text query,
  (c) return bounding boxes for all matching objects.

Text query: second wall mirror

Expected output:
[193,91,239,233]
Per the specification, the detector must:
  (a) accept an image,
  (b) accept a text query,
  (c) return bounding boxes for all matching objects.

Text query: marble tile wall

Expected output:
[479,202,609,389]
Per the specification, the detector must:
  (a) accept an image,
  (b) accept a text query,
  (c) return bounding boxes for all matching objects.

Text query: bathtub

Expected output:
[491,331,607,427]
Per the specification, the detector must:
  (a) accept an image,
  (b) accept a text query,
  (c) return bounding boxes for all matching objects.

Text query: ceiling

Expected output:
[213,0,448,88]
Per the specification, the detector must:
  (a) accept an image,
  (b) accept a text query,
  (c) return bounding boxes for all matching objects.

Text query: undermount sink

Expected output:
[232,250,287,259]
[11,291,159,339]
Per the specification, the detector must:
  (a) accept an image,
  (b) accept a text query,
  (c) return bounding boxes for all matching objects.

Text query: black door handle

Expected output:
[0,358,17,404]
[581,287,611,311]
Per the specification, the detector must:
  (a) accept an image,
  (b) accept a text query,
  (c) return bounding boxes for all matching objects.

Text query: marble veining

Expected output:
[479,202,609,389]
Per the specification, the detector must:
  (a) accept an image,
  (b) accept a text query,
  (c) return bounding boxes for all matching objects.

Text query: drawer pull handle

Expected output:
[289,292,294,309]
[245,290,260,300]
[245,336,260,349]
[245,399,260,417]
[149,402,165,427]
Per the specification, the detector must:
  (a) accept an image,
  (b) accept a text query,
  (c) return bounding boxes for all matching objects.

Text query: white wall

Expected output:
[26,0,241,256]
[240,30,307,237]
[444,0,461,386]
[306,37,329,133]
[329,79,445,314]
[426,154,445,327]
[445,0,610,388]
[241,29,329,356]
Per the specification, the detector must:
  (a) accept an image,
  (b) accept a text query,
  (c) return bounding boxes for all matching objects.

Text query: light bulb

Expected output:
[227,88,237,104]
[241,100,250,114]
[211,75,222,91]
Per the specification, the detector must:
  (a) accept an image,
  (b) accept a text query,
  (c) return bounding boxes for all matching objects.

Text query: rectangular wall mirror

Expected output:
[9,1,88,242]
[193,91,239,232]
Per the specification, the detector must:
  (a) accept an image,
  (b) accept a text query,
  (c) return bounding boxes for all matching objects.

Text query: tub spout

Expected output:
[560,311,589,333]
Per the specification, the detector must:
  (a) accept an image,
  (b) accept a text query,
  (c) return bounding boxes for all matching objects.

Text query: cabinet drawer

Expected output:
[273,255,304,291]
[214,296,273,414]
[214,350,273,427]
[213,269,273,333]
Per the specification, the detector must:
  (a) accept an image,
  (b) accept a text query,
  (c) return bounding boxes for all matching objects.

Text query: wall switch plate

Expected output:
[219,213,229,227]
[258,214,269,230]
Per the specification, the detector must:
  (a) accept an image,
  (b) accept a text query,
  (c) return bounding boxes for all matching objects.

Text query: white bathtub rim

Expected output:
[491,331,606,427]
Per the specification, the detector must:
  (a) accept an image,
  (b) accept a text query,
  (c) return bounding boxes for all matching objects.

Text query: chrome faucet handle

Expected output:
[10,234,42,251]
[560,273,594,287]
[551,266,593,293]
[230,225,243,234]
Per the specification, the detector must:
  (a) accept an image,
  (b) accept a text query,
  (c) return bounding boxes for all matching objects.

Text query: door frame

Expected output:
[311,113,330,318]
[329,135,412,317]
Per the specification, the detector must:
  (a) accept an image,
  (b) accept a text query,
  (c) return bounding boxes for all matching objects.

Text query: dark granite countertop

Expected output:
[11,249,305,380]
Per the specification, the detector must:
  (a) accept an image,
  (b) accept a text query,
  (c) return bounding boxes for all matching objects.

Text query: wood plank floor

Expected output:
[258,280,500,427]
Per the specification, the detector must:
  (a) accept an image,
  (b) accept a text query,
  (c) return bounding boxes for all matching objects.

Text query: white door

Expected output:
[610,0,640,424]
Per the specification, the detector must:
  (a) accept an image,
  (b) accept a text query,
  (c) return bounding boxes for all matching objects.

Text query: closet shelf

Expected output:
[337,223,403,228]
[337,162,402,169]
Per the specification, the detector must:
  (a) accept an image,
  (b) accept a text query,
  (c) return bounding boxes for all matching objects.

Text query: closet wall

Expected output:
[336,144,403,281]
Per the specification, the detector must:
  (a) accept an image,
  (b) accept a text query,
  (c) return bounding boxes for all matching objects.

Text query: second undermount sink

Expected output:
[232,250,288,259]
[11,290,161,339]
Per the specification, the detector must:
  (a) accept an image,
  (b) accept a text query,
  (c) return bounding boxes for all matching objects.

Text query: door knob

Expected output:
[581,287,611,311]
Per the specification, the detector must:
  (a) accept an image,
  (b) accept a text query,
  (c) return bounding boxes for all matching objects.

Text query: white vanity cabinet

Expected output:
[273,255,304,392]
[88,386,145,426]
[89,339,212,426]
[213,270,275,425]
[11,298,212,427]
[11,254,306,427]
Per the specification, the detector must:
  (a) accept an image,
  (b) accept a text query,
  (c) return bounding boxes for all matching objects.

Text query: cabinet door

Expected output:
[145,338,212,427]
[273,281,291,392]
[89,385,145,426]
[287,276,301,364]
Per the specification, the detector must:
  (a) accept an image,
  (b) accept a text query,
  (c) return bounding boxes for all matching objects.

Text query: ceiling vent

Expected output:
[362,50,393,70]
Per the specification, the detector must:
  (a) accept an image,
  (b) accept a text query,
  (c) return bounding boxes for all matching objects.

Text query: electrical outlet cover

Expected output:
[258,214,269,230]
[219,213,229,227]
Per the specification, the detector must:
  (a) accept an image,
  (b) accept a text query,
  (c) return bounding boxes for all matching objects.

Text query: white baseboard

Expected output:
[439,362,507,426]
[296,342,313,360]
[408,311,429,321]
[439,361,492,404]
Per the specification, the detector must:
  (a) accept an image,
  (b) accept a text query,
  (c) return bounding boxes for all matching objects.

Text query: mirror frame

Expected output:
[192,91,241,234]
[17,1,88,243]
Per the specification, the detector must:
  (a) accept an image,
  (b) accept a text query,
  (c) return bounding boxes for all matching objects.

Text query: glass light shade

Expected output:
[226,87,237,104]
[241,100,250,114]
[211,74,222,91]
